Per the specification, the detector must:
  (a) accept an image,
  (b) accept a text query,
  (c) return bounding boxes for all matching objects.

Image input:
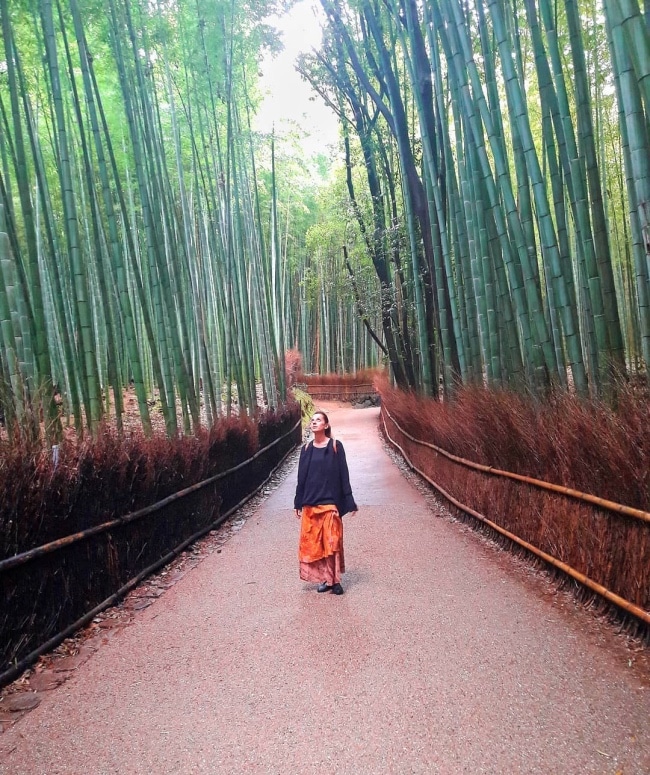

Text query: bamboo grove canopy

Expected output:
[0,0,308,440]
[1,0,650,442]
[299,0,650,397]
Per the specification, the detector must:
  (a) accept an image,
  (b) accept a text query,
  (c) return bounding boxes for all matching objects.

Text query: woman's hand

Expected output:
[294,509,302,518]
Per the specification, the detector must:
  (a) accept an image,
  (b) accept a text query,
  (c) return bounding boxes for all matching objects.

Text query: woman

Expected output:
[294,411,357,594]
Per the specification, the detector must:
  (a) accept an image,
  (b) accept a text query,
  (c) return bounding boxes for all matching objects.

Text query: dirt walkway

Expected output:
[1,404,648,774]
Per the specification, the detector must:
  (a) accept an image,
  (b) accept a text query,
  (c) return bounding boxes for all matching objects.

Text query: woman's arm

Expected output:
[294,443,309,511]
[336,442,358,515]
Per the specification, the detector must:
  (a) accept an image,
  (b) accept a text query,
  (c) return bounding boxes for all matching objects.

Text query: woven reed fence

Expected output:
[381,405,650,632]
[299,372,381,402]
[0,413,301,685]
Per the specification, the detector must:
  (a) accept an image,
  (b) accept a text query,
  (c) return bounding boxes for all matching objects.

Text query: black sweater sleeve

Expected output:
[294,439,357,515]
[294,444,310,510]
[336,442,357,516]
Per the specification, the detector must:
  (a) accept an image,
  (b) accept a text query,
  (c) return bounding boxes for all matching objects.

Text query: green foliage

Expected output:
[290,385,314,428]
[0,0,322,438]
[298,0,649,398]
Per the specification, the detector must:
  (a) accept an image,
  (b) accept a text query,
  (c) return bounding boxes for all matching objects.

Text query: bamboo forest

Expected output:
[0,0,649,442]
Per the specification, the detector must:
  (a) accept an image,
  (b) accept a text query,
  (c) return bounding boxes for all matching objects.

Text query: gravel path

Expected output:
[1,404,648,774]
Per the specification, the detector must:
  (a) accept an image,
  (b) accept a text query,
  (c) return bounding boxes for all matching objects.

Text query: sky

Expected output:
[254,0,340,157]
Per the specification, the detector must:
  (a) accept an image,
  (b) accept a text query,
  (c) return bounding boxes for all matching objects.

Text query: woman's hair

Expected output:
[314,410,332,437]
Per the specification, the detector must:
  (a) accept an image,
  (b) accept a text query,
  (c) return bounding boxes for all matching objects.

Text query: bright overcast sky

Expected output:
[254,0,340,156]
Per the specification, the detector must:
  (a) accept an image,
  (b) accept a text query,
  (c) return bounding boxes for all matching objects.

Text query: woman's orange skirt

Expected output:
[298,504,345,584]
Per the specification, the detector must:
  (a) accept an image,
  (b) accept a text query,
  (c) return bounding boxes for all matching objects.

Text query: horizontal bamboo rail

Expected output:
[303,384,378,398]
[303,383,376,390]
[0,438,300,688]
[0,417,301,574]
[381,407,650,524]
[381,408,650,628]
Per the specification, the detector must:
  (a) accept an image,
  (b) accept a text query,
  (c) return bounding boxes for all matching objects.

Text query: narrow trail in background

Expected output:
[1,404,648,774]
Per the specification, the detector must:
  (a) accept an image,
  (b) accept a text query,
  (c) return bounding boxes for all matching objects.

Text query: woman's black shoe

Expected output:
[317,582,332,593]
[331,583,344,595]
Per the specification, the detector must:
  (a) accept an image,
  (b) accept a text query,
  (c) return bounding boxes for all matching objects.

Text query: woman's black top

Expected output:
[294,438,357,517]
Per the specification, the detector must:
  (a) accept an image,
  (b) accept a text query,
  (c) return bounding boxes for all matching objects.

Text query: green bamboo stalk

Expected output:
[40,0,102,429]
[606,0,650,372]
[565,0,625,374]
[56,0,125,431]
[0,0,59,436]
[108,0,178,435]
[0,205,25,432]
[69,0,152,433]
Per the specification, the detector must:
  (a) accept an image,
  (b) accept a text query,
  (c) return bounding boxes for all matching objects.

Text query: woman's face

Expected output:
[310,413,329,433]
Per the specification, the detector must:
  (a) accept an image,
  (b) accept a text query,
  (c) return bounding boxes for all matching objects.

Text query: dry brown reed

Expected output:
[378,378,650,625]
[297,369,385,401]
[298,368,383,386]
[378,378,649,510]
[0,403,298,560]
[285,349,303,386]
[0,402,301,674]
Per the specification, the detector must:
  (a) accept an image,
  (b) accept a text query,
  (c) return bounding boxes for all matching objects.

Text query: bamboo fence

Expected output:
[0,417,301,686]
[381,405,650,631]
